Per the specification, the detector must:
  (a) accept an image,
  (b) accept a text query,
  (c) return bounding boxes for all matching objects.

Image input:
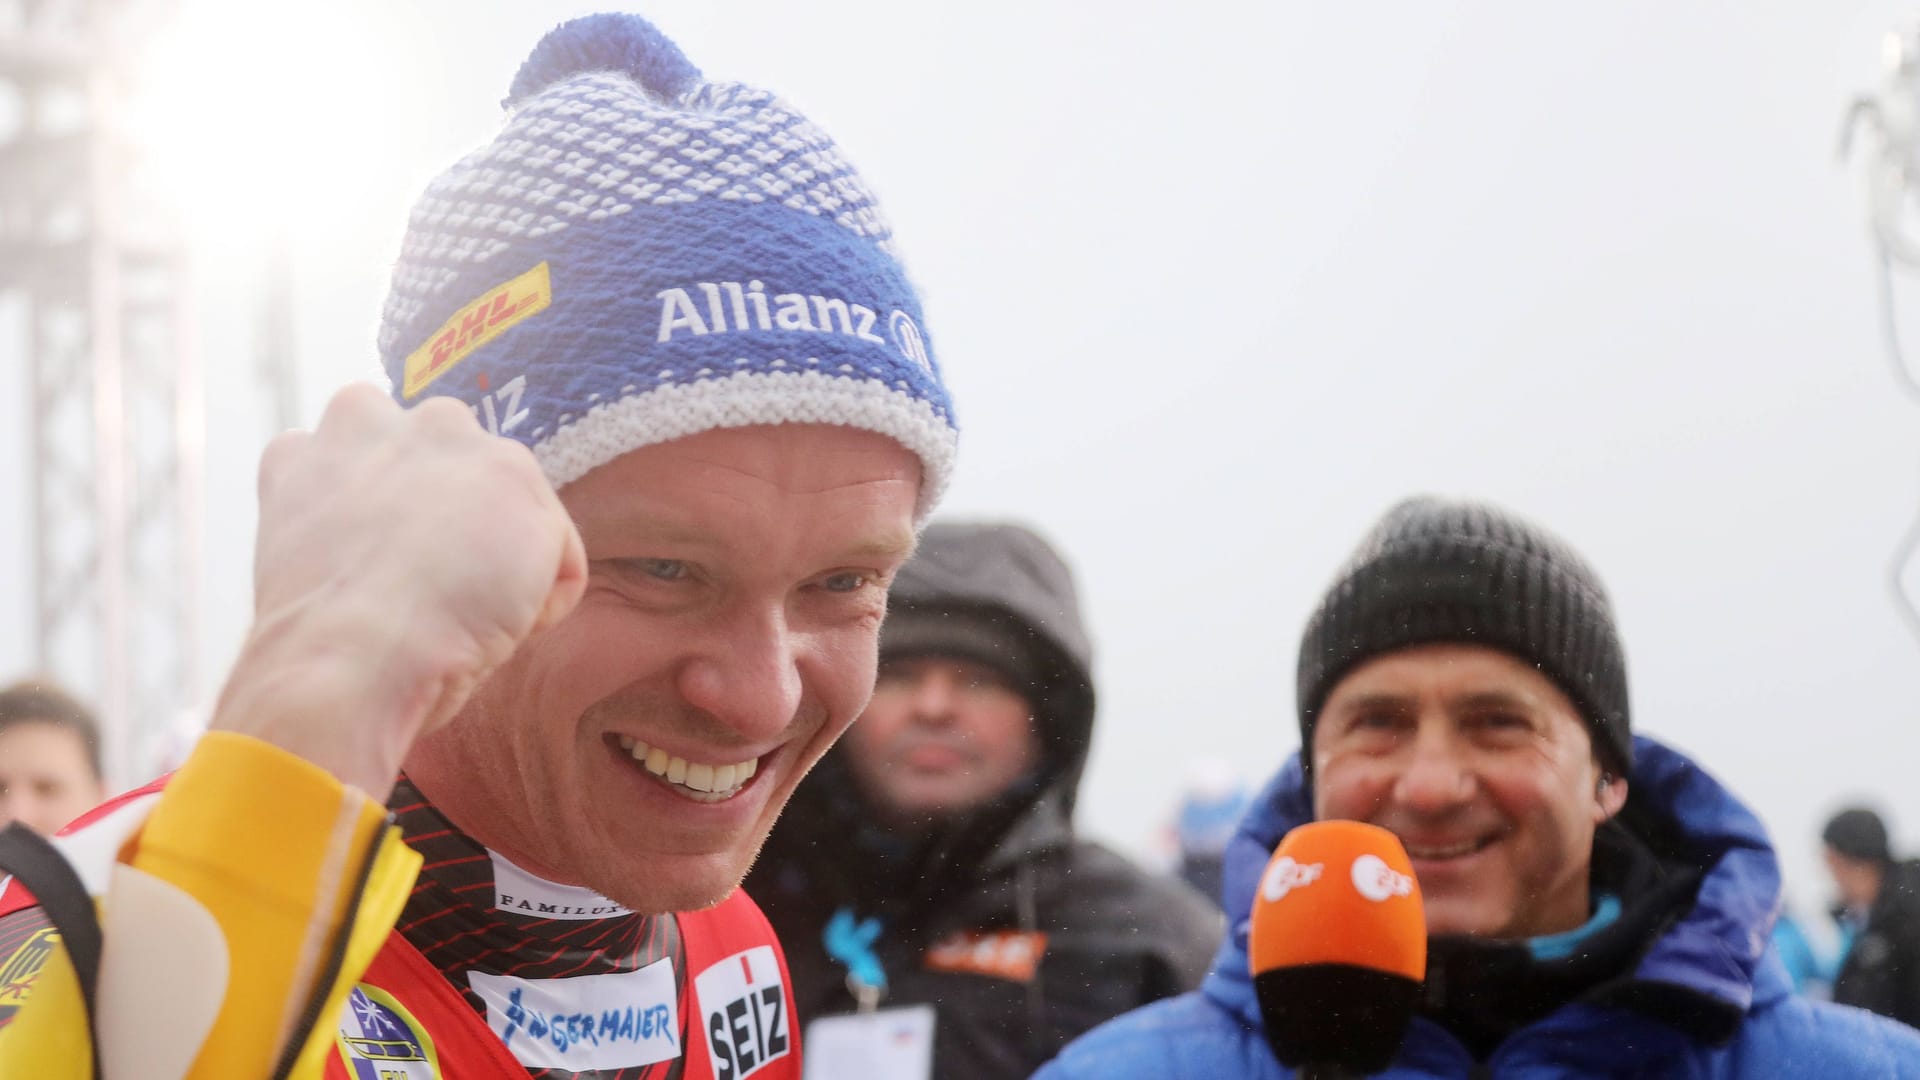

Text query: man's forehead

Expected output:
[569,424,920,488]
[578,500,916,556]
[0,721,94,764]
[553,426,921,578]
[1318,648,1606,775]
[0,717,90,741]
[1331,684,1543,709]
[1327,645,1574,710]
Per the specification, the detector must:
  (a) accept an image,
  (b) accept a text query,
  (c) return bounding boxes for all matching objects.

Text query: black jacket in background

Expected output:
[1834,858,1920,1029]
[745,521,1222,1079]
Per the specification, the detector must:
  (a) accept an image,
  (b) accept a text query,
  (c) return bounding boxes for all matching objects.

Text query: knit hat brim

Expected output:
[1297,498,1632,775]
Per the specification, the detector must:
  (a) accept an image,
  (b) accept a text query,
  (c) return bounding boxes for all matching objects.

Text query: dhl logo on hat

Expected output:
[403,262,552,399]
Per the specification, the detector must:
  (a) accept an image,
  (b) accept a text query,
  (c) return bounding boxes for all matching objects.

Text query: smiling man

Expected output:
[1309,641,1627,944]
[1038,497,1920,1078]
[0,12,953,1079]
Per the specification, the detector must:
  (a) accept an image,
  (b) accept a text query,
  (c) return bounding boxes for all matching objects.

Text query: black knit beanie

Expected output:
[1823,807,1892,864]
[1297,496,1632,774]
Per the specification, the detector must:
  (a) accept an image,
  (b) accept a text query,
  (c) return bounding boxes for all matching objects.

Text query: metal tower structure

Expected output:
[0,0,200,788]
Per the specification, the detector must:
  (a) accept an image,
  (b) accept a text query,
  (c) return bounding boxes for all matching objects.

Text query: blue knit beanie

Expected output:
[377,13,957,517]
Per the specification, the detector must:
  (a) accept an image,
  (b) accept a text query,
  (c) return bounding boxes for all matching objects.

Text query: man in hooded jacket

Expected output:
[1037,497,1920,1078]
[747,521,1221,1079]
[1825,807,1920,1027]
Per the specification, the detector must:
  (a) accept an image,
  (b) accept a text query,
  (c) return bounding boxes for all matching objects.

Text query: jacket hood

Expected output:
[882,520,1097,816]
[1201,735,1790,1059]
[762,521,1097,913]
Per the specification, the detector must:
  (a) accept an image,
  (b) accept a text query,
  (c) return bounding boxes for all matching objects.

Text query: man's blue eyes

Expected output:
[635,558,688,581]
[821,572,868,593]
[622,561,867,592]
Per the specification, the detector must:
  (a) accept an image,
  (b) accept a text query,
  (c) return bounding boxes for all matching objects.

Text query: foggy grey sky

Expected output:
[4,1,1918,919]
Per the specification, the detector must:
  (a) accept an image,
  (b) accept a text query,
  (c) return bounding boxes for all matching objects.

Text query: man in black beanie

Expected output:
[1292,497,1633,946]
[1039,496,1920,1078]
[1825,806,1920,1027]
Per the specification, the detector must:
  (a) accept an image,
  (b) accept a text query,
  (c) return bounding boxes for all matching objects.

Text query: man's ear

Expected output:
[1594,772,1628,823]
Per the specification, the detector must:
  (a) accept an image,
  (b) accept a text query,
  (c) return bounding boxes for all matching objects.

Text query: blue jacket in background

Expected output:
[1770,910,1835,996]
[1035,736,1920,1078]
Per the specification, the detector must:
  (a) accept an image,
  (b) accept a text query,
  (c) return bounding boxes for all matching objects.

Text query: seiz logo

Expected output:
[1350,853,1416,903]
[1260,856,1324,903]
[403,263,552,399]
[695,946,791,1080]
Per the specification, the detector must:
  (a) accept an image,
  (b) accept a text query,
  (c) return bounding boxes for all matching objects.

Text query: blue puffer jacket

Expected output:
[1037,737,1920,1078]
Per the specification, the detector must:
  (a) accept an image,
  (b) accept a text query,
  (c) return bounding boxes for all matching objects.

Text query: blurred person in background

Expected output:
[0,10,956,1077]
[1038,496,1920,1078]
[1168,761,1253,905]
[748,521,1220,1079]
[0,679,104,836]
[1825,806,1920,1026]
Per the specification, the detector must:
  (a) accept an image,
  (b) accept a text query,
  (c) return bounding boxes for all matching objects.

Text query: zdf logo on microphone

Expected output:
[1350,853,1416,902]
[1260,855,1324,902]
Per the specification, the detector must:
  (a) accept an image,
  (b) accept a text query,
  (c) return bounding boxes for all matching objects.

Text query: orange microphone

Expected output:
[1248,820,1426,1079]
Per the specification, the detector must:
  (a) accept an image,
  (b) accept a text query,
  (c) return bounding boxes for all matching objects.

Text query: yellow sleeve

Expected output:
[0,731,423,1079]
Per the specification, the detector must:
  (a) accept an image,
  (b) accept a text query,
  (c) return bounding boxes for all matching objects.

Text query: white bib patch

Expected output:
[488,850,633,920]
[467,959,680,1072]
[695,946,792,1080]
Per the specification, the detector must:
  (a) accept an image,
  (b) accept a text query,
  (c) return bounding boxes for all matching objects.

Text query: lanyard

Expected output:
[823,906,887,1013]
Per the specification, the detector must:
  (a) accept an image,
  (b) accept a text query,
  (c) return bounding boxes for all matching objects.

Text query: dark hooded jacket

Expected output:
[745,521,1222,1080]
[1036,737,1920,1079]
[1833,857,1920,1029]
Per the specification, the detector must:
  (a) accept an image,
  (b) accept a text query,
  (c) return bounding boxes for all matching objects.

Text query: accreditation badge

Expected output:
[802,1004,934,1080]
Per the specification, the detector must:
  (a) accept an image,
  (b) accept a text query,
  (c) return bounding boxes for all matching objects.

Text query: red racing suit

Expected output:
[0,734,800,1080]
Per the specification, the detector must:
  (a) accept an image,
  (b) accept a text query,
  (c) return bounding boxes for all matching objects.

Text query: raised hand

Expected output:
[210,384,587,798]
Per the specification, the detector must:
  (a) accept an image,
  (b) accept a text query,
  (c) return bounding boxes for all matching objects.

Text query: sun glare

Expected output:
[122,0,414,256]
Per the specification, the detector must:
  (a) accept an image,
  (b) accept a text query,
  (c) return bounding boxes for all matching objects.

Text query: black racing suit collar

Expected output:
[387,775,681,981]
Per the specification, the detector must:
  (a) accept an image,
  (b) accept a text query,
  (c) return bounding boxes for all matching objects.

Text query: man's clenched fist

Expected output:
[211,384,586,798]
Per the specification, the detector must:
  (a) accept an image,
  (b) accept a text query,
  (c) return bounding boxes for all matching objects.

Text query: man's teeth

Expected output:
[617,736,757,797]
[1406,838,1488,859]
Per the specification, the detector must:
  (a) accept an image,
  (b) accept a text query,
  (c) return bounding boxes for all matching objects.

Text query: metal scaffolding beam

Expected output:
[1,0,199,789]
